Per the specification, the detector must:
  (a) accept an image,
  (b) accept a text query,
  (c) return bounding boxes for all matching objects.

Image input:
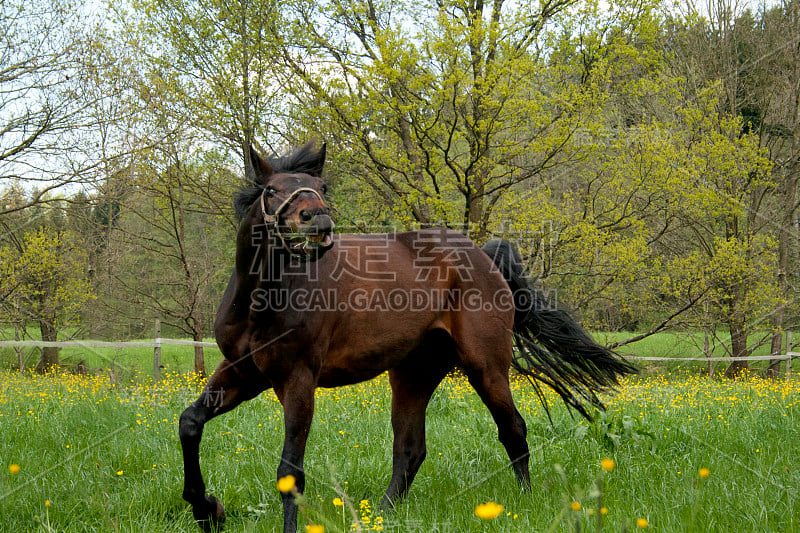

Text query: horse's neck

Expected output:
[235,218,285,277]
[224,221,280,306]
[215,219,295,352]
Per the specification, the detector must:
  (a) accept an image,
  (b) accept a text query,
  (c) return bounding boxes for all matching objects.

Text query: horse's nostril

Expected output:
[314,214,333,233]
[299,210,313,222]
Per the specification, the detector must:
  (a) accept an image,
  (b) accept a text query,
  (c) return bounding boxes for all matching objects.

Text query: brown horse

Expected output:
[178,142,636,532]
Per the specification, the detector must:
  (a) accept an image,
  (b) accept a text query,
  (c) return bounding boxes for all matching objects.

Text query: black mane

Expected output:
[234,142,324,219]
[234,186,264,220]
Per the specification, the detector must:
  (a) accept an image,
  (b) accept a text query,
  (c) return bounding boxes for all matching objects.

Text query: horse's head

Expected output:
[249,142,334,260]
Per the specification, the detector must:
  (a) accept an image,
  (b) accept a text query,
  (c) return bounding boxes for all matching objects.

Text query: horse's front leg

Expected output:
[275,368,316,533]
[179,360,266,531]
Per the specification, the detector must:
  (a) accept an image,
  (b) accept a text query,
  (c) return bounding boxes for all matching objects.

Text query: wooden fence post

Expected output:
[14,324,23,372]
[154,319,162,381]
[787,332,793,378]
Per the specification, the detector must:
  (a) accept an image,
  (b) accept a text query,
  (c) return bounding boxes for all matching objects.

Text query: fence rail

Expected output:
[3,340,793,360]
[625,353,798,362]
[0,339,217,348]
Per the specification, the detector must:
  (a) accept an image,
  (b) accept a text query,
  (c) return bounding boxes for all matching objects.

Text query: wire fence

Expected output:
[0,323,217,379]
[1,326,797,378]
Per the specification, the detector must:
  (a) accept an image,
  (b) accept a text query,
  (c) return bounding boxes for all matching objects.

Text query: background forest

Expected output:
[1,0,798,377]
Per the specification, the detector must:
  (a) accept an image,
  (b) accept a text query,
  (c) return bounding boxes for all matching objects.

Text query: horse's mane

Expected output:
[234,143,324,219]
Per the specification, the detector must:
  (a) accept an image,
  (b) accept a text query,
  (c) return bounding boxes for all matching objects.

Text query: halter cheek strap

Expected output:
[260,187,327,253]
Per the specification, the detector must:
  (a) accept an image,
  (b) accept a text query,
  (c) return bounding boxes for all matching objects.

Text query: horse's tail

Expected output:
[482,239,637,420]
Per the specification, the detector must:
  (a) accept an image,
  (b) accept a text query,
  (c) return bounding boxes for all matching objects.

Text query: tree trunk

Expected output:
[14,324,24,372]
[35,317,60,373]
[769,166,798,377]
[767,330,783,378]
[193,330,206,377]
[468,191,486,242]
[724,293,749,377]
[464,162,488,242]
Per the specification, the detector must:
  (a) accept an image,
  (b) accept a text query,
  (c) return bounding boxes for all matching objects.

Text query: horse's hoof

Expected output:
[379,495,398,513]
[193,495,226,532]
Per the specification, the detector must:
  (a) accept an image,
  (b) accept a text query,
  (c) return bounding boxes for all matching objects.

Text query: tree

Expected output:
[283,0,627,240]
[0,0,124,214]
[491,82,777,349]
[664,0,797,375]
[747,1,800,374]
[0,226,94,371]
[124,0,284,180]
[661,96,776,377]
[104,143,235,375]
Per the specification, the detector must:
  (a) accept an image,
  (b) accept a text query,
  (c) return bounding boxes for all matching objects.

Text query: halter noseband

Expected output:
[259,186,328,253]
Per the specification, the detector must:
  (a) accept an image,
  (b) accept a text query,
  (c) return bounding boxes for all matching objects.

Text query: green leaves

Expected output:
[286,0,594,234]
[127,0,282,152]
[0,227,94,330]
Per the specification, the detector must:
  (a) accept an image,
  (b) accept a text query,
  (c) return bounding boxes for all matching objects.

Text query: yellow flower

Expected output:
[277,475,296,492]
[45,500,51,507]
[474,501,504,520]
[333,497,344,506]
[306,526,324,533]
[698,467,710,479]
[637,517,648,528]
[601,458,616,472]
[8,464,20,475]
[116,470,123,476]
[571,501,582,511]
[600,507,609,515]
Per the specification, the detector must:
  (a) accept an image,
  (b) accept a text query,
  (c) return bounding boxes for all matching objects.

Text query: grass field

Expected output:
[1,368,798,532]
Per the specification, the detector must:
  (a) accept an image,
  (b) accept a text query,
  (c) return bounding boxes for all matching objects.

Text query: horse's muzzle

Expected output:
[303,213,334,252]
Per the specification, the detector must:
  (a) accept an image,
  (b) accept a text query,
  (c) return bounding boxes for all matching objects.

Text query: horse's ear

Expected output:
[316,142,327,175]
[249,145,273,183]
[305,140,326,177]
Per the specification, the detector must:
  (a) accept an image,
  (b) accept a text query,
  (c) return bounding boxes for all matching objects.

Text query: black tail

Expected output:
[482,239,637,420]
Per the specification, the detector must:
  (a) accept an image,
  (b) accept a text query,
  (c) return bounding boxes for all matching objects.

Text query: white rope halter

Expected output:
[259,186,328,253]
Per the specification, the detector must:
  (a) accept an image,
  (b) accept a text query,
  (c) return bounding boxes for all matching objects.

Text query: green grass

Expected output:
[1,370,798,532]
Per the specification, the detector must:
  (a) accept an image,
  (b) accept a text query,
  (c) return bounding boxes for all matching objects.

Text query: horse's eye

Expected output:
[320,184,328,195]
[265,186,277,197]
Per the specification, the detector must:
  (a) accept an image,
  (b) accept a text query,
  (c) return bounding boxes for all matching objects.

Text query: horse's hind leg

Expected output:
[382,335,455,509]
[459,335,531,488]
[179,360,268,531]
[466,367,531,487]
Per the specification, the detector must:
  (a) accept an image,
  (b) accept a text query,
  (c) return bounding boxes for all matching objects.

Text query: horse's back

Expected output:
[328,227,506,285]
